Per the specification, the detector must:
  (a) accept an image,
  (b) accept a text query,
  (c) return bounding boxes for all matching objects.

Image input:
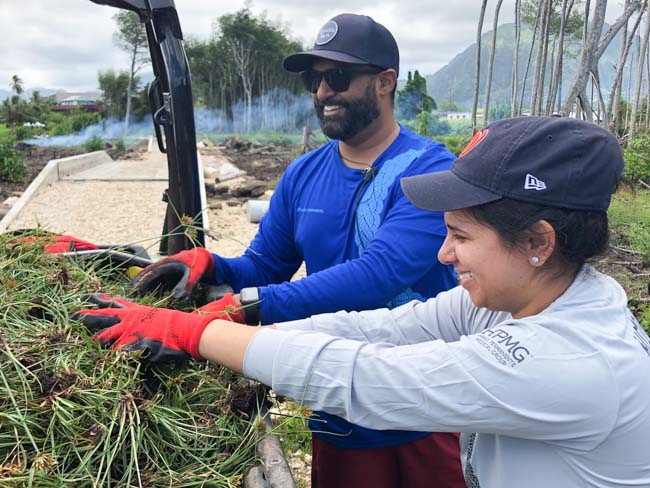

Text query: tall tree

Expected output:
[530,0,551,114]
[546,0,575,114]
[211,8,303,132]
[10,75,24,96]
[398,70,436,119]
[113,11,150,136]
[484,0,504,124]
[98,69,133,120]
[561,0,641,120]
[607,0,638,133]
[631,4,650,138]
[511,0,522,116]
[472,0,489,131]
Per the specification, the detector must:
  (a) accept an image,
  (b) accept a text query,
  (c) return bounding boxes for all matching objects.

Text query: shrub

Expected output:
[436,134,472,156]
[0,141,26,182]
[12,125,33,142]
[115,138,126,152]
[623,137,650,184]
[84,135,104,152]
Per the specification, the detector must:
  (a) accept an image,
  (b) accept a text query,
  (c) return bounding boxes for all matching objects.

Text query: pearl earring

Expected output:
[531,256,540,265]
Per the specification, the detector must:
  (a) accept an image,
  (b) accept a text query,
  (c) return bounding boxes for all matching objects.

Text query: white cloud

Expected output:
[0,0,625,92]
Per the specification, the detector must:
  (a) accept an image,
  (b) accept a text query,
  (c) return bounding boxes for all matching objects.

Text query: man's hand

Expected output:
[72,294,214,362]
[195,293,245,323]
[10,234,99,253]
[129,247,215,299]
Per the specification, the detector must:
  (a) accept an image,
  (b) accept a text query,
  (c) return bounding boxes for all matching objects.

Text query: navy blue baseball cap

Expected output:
[283,14,399,75]
[401,116,624,213]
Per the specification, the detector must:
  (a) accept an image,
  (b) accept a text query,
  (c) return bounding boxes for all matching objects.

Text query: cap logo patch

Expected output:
[459,129,489,157]
[316,20,338,45]
[524,174,546,191]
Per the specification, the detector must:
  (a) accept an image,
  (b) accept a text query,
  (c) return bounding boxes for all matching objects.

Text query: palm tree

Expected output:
[10,75,24,96]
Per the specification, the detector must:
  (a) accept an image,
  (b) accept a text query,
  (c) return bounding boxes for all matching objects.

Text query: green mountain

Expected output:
[426,22,637,111]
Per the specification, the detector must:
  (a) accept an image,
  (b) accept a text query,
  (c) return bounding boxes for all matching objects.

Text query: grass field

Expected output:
[607,188,650,331]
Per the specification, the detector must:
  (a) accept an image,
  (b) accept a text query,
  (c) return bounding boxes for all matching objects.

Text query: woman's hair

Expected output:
[465,198,610,271]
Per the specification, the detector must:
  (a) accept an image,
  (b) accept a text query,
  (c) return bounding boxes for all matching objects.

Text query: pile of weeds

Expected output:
[0,230,261,487]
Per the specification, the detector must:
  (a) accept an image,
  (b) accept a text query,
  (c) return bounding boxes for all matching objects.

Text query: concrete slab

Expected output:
[62,158,168,181]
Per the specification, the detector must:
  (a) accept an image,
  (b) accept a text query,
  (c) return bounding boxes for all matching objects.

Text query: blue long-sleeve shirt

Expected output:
[212,125,457,447]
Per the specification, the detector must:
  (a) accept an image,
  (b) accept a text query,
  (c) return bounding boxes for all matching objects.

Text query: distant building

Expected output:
[51,92,101,113]
[445,111,473,121]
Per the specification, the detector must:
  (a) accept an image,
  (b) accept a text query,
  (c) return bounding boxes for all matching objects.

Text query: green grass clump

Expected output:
[0,230,259,486]
[606,189,650,333]
[609,189,650,265]
[84,135,104,153]
[203,131,328,147]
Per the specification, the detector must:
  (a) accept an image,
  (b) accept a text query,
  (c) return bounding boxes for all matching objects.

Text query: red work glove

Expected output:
[130,247,215,299]
[72,294,214,362]
[195,293,245,323]
[10,234,99,253]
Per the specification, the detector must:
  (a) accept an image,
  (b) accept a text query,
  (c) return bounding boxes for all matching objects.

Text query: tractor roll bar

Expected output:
[90,0,205,255]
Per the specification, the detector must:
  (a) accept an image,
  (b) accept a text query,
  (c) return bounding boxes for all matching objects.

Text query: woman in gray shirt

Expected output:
[77,116,650,487]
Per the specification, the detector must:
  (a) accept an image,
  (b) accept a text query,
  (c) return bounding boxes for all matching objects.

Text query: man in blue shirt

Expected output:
[131,13,464,488]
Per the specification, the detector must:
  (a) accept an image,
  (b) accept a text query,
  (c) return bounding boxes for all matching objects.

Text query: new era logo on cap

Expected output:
[524,174,547,191]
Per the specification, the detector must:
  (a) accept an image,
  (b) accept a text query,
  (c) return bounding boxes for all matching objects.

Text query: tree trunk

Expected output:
[530,0,547,114]
[123,44,137,137]
[472,0,489,132]
[630,3,650,139]
[538,0,553,113]
[511,0,521,116]
[561,0,607,116]
[645,44,650,131]
[518,3,542,115]
[608,1,645,133]
[483,0,504,125]
[547,0,573,114]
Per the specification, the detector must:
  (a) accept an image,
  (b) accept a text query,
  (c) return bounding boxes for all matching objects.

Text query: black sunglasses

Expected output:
[300,66,384,93]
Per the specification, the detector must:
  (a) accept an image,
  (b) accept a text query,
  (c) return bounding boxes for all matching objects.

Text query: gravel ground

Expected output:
[7,180,168,248]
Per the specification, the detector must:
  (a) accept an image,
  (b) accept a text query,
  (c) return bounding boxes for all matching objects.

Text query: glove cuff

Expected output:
[186,314,218,361]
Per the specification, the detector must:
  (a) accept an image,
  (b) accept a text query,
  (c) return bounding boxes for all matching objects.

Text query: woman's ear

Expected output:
[527,220,556,266]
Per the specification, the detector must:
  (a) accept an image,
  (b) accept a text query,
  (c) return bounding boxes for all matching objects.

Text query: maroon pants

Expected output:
[311,432,465,488]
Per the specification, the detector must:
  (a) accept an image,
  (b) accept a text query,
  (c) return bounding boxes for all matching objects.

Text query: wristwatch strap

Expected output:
[240,287,260,325]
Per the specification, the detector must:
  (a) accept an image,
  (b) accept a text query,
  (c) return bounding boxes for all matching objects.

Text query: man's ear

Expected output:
[376,69,397,96]
[527,220,556,266]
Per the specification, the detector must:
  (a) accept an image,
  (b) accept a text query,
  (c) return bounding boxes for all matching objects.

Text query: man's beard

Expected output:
[315,82,380,141]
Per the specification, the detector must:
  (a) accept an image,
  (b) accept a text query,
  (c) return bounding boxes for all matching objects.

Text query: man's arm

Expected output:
[256,191,455,323]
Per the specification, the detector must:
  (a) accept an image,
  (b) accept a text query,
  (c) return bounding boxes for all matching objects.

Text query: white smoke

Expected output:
[24,89,318,147]
[24,117,153,147]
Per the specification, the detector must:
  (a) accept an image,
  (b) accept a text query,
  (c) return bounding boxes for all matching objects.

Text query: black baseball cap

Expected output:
[401,116,624,213]
[283,13,399,75]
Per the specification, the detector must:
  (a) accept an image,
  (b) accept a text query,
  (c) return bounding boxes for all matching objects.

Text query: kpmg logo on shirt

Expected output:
[477,327,531,366]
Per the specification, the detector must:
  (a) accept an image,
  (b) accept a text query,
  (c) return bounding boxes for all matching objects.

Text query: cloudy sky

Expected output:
[0,0,626,94]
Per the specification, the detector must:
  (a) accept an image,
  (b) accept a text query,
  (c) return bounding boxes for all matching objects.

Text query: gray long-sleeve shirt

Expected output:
[244,266,650,487]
